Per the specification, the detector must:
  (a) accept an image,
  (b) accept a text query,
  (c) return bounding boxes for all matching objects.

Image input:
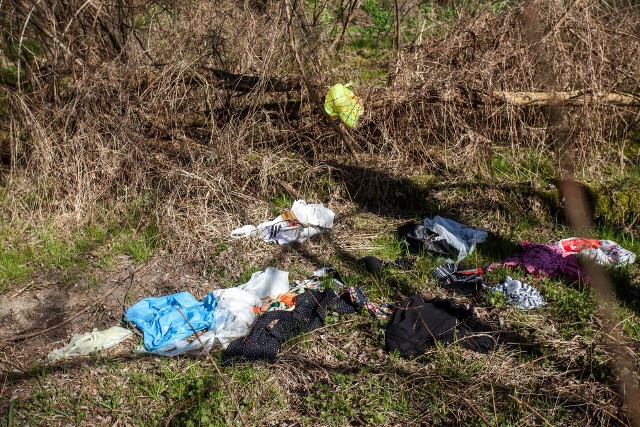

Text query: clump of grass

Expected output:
[0,235,33,291]
[540,279,596,339]
[0,206,160,292]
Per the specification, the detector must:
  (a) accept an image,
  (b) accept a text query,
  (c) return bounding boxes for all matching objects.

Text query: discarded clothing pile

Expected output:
[177,267,290,354]
[488,241,586,282]
[385,295,495,358]
[49,195,638,365]
[556,238,636,267]
[119,266,392,361]
[223,289,355,363]
[487,238,636,284]
[124,267,290,356]
[48,326,133,361]
[432,263,546,310]
[255,267,394,319]
[231,200,335,244]
[223,267,391,363]
[398,216,488,262]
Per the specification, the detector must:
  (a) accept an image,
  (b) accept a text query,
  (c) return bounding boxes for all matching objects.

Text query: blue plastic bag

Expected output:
[125,292,217,351]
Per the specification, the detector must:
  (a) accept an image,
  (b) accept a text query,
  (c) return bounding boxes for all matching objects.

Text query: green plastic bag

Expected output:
[324,83,364,128]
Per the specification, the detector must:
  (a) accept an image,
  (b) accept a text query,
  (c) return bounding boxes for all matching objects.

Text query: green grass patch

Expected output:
[111,226,158,264]
[488,147,554,182]
[271,193,294,214]
[0,65,18,87]
[302,372,407,425]
[370,234,405,260]
[7,359,290,426]
[0,238,33,291]
[0,205,160,292]
[540,279,596,338]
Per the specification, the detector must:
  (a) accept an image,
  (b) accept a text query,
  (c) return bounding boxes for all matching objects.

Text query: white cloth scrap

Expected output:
[48,326,133,361]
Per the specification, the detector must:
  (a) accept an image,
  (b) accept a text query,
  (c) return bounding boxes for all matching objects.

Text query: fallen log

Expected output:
[491,91,640,106]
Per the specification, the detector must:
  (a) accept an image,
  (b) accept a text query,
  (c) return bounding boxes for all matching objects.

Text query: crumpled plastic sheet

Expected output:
[324,83,364,128]
[48,326,133,361]
[238,267,289,299]
[125,291,217,352]
[230,200,335,244]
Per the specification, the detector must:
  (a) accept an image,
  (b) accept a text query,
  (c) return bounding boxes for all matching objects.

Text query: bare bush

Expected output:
[0,0,638,250]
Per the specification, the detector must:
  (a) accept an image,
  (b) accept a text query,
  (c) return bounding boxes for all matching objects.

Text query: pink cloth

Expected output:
[488,242,587,283]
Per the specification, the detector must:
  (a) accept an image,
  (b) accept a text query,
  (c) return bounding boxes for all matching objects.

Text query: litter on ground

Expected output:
[48,326,133,361]
[431,262,545,309]
[385,296,496,358]
[556,237,636,267]
[46,208,637,366]
[486,276,546,310]
[324,82,364,128]
[230,200,334,244]
[398,216,488,261]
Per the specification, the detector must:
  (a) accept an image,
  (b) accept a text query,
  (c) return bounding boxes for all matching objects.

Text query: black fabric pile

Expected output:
[222,289,361,364]
[432,263,484,293]
[397,223,457,256]
[385,296,495,358]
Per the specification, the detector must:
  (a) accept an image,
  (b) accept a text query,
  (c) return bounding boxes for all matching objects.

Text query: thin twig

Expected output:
[175,307,248,427]
[330,0,362,51]
[4,263,147,345]
[8,281,35,298]
[459,395,492,426]
[11,0,85,66]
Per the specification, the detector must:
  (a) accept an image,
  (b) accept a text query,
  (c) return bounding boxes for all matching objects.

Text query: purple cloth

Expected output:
[489,242,587,283]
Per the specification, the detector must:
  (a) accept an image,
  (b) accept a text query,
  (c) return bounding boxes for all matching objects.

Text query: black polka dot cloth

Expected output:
[222,289,358,364]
